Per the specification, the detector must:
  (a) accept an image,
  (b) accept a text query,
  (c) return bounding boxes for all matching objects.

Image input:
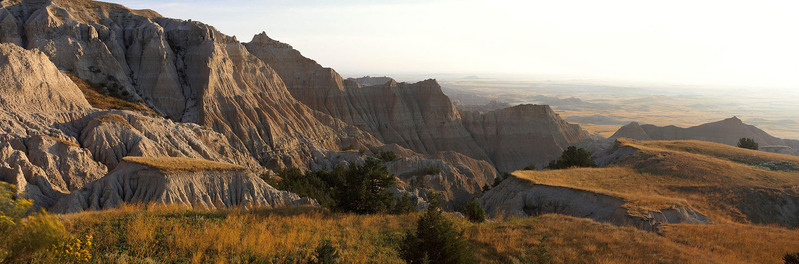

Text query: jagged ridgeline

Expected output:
[0,0,591,211]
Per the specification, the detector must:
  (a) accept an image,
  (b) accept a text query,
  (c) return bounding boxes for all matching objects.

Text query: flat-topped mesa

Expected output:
[53,157,315,213]
[347,76,396,87]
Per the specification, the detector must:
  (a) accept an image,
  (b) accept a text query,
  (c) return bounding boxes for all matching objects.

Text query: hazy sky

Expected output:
[109,0,798,89]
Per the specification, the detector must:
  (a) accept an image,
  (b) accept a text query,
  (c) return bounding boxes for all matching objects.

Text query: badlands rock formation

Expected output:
[0,0,381,169]
[245,33,590,172]
[0,0,592,211]
[612,117,799,155]
[54,157,314,213]
[0,43,272,209]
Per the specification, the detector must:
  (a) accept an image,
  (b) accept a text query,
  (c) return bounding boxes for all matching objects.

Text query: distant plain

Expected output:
[434,77,799,139]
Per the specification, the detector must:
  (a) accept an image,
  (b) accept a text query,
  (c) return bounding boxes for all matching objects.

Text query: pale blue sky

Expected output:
[108,0,799,89]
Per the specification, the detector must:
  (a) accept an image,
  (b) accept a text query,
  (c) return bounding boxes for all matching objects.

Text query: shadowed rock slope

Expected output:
[612,117,799,155]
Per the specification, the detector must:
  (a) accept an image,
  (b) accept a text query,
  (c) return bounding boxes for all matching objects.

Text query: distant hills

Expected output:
[612,117,799,155]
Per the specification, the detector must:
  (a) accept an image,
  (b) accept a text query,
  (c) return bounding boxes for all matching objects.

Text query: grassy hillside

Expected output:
[513,138,799,225]
[53,205,799,264]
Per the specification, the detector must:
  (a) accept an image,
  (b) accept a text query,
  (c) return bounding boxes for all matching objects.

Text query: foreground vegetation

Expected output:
[0,205,783,264]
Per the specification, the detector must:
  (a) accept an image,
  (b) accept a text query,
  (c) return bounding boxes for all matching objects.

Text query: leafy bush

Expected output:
[312,239,340,264]
[523,163,537,170]
[738,137,759,150]
[492,176,503,187]
[376,150,398,162]
[401,194,473,264]
[0,182,89,263]
[785,252,799,264]
[546,146,596,169]
[423,166,442,175]
[266,167,337,208]
[462,200,485,223]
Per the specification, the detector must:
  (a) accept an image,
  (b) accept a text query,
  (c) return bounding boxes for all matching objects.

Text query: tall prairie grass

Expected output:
[52,204,799,264]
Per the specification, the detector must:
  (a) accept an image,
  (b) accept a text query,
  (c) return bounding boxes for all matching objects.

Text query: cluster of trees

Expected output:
[547,146,595,169]
[737,137,759,150]
[265,157,414,214]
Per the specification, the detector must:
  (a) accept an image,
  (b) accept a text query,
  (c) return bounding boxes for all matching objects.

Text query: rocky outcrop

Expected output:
[461,104,591,172]
[0,43,90,112]
[611,117,799,155]
[479,175,709,231]
[53,157,315,213]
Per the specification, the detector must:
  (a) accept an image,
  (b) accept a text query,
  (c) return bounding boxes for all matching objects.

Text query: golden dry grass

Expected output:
[513,138,799,223]
[659,223,799,264]
[57,205,799,264]
[41,134,80,148]
[122,156,246,172]
[637,139,799,166]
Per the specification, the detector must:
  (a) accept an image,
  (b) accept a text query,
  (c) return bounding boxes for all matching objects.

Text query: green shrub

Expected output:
[393,192,417,214]
[785,252,799,264]
[523,163,537,170]
[737,138,759,150]
[376,151,398,162]
[547,146,596,169]
[462,200,485,223]
[492,176,503,187]
[312,239,340,264]
[401,194,473,264]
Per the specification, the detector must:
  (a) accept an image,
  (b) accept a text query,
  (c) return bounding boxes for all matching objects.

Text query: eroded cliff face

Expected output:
[0,43,266,208]
[0,0,380,169]
[53,158,315,214]
[244,33,590,172]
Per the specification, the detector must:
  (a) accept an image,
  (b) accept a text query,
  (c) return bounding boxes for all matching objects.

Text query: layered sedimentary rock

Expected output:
[245,33,590,172]
[53,157,314,213]
[0,43,270,209]
[0,0,380,170]
[612,117,799,155]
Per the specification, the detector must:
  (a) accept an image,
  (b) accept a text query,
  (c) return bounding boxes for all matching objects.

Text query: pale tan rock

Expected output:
[53,157,315,214]
[0,43,90,112]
